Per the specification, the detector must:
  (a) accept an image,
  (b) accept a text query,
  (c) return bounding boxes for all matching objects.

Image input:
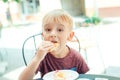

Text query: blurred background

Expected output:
[0,0,120,80]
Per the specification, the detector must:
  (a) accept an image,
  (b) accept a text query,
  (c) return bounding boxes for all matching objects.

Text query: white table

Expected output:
[2,66,41,80]
[2,66,26,80]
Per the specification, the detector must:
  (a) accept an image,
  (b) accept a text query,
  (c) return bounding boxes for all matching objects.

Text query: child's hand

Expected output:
[35,41,54,60]
[48,43,59,52]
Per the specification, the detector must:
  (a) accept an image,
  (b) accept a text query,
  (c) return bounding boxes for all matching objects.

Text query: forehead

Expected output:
[44,23,65,28]
[43,15,69,27]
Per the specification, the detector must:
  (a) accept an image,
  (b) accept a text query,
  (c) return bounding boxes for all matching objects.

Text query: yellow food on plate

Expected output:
[54,70,66,80]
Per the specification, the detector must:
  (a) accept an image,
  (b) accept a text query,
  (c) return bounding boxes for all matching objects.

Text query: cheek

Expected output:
[60,35,68,42]
[44,37,49,41]
[42,34,49,40]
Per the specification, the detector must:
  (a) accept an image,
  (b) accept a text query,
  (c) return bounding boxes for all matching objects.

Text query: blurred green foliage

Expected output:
[3,0,20,3]
[3,0,8,2]
[85,17,101,25]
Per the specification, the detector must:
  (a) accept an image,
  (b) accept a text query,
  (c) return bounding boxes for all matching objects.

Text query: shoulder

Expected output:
[70,47,79,54]
[69,47,81,56]
[69,47,83,60]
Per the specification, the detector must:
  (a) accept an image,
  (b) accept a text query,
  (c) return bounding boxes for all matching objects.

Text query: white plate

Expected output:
[43,70,79,80]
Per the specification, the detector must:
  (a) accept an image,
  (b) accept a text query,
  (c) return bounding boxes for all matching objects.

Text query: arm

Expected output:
[19,56,42,80]
[19,41,54,80]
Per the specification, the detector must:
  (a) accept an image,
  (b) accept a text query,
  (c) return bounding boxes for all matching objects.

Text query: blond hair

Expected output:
[42,9,73,31]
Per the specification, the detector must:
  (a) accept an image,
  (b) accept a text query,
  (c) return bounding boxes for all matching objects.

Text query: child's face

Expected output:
[42,22,74,51]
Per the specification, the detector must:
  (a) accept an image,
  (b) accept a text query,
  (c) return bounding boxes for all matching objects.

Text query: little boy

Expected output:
[19,9,89,80]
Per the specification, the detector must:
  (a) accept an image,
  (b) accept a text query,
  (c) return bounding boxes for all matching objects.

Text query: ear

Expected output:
[41,32,43,37]
[41,32,44,40]
[67,32,74,41]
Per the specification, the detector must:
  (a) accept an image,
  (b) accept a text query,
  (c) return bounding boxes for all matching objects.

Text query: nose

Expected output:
[50,30,57,38]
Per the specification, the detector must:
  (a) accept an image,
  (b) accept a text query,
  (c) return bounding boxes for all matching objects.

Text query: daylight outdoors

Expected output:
[0,0,120,80]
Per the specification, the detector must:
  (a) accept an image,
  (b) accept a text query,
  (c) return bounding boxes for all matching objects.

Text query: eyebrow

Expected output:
[58,23,64,26]
[43,24,51,28]
[44,23,65,27]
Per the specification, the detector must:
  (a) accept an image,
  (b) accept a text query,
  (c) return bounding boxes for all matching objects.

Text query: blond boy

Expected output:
[19,9,89,80]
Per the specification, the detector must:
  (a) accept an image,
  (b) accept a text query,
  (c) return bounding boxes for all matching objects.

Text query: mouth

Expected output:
[51,41,58,43]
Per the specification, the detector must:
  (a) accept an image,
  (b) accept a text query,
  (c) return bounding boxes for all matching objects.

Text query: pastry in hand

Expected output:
[49,43,59,52]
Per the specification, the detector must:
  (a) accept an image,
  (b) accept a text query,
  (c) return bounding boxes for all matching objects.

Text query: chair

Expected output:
[22,33,80,66]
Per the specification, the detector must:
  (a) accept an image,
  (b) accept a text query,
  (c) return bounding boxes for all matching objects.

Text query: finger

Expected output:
[38,41,52,49]
[48,43,59,52]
